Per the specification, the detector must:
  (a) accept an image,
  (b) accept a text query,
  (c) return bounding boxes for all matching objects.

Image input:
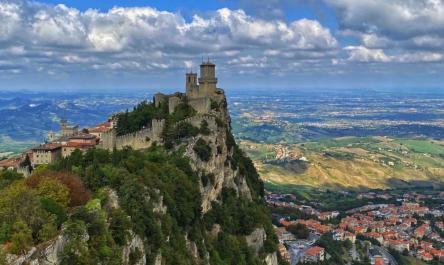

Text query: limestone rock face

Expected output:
[183,112,252,213]
[265,252,279,265]
[122,231,146,265]
[6,234,69,265]
[246,228,266,255]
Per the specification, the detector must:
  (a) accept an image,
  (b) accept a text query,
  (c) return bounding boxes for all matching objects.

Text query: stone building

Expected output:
[100,60,226,151]
[154,59,225,114]
[31,143,62,166]
[61,134,99,158]
[60,119,79,137]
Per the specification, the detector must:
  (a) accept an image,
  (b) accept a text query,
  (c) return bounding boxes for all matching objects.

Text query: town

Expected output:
[0,117,114,175]
[268,190,444,264]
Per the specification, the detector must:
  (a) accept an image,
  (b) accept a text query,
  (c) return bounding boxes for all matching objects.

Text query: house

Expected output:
[31,143,62,166]
[415,224,430,238]
[372,256,387,265]
[275,227,296,242]
[88,121,113,139]
[61,134,98,158]
[430,249,444,261]
[418,252,433,261]
[0,157,21,171]
[365,232,384,245]
[303,246,325,262]
[277,244,291,263]
[386,240,410,252]
[344,231,356,243]
[369,248,388,265]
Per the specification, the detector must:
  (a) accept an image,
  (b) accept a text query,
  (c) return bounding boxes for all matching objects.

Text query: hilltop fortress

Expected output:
[99,60,226,150]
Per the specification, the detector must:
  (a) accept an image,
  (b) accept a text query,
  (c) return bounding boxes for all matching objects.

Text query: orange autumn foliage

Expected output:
[26,170,91,207]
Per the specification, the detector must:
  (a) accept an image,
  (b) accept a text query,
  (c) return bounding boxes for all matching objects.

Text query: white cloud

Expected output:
[397,52,443,63]
[0,1,338,76]
[344,46,391,63]
[326,0,444,39]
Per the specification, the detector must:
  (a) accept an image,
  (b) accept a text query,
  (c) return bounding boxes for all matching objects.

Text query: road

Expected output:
[375,246,398,265]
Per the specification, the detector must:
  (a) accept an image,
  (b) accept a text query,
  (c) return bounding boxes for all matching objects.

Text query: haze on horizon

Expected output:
[1,0,444,91]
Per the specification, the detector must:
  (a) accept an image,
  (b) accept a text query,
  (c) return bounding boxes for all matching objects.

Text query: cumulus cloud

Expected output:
[327,0,444,65]
[344,46,391,63]
[344,46,444,63]
[0,0,337,78]
[326,0,444,39]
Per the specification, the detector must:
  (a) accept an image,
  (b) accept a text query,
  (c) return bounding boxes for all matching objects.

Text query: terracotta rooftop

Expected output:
[32,143,62,151]
[305,246,324,256]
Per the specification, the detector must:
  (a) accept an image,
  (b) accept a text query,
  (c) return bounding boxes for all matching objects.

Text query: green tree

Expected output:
[193,138,212,162]
[20,154,32,171]
[38,220,58,241]
[287,223,310,239]
[10,220,33,254]
[36,178,70,207]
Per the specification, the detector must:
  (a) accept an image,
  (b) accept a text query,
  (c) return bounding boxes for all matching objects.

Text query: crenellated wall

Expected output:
[99,119,165,150]
[182,114,216,128]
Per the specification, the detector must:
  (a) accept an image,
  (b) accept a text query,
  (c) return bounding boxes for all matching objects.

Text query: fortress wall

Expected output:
[115,127,153,150]
[99,130,117,150]
[99,119,165,150]
[188,97,211,114]
[180,114,217,131]
[169,96,181,114]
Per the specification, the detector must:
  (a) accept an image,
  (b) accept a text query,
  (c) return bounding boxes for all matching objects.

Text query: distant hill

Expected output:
[240,137,444,190]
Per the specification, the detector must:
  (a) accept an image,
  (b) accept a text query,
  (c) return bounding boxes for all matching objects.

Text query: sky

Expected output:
[1,0,444,91]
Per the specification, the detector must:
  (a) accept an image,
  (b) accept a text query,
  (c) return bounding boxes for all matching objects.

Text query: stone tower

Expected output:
[186,71,198,96]
[198,60,217,97]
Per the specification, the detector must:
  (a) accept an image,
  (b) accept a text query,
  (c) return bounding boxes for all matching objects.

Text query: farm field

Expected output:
[240,137,444,190]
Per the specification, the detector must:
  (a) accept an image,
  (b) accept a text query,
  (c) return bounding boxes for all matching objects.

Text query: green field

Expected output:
[395,139,444,155]
[242,137,444,190]
[0,135,37,158]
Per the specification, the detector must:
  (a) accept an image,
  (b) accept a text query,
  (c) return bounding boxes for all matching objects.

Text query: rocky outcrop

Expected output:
[6,234,69,265]
[265,252,279,265]
[246,228,266,255]
[122,231,146,265]
[183,114,252,213]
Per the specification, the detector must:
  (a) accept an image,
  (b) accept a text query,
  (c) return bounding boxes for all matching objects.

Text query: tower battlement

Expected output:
[186,60,218,99]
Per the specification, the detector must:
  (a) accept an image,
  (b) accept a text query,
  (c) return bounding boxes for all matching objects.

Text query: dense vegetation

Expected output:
[0,169,90,261]
[115,101,168,136]
[0,99,277,264]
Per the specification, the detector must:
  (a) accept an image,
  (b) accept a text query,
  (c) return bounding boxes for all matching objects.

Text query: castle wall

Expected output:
[188,97,211,114]
[168,96,181,114]
[178,114,217,131]
[99,119,165,151]
[154,93,167,108]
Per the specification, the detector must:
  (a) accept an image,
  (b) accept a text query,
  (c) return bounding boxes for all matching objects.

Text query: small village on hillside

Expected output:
[268,190,444,265]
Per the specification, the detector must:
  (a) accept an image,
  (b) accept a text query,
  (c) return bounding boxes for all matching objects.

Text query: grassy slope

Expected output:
[240,137,444,190]
[401,256,428,265]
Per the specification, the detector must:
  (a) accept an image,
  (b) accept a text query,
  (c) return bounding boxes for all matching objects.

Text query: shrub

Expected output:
[0,171,23,189]
[193,139,212,162]
[287,223,309,239]
[36,178,70,207]
[10,220,33,254]
[200,172,215,186]
[27,170,91,207]
[200,120,211,135]
[38,220,58,241]
[108,209,131,246]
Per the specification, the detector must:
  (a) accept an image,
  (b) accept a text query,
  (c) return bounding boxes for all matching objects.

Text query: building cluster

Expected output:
[268,191,444,265]
[30,119,113,167]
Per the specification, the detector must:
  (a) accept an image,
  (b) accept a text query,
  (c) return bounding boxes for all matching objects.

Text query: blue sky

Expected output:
[1,0,443,91]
